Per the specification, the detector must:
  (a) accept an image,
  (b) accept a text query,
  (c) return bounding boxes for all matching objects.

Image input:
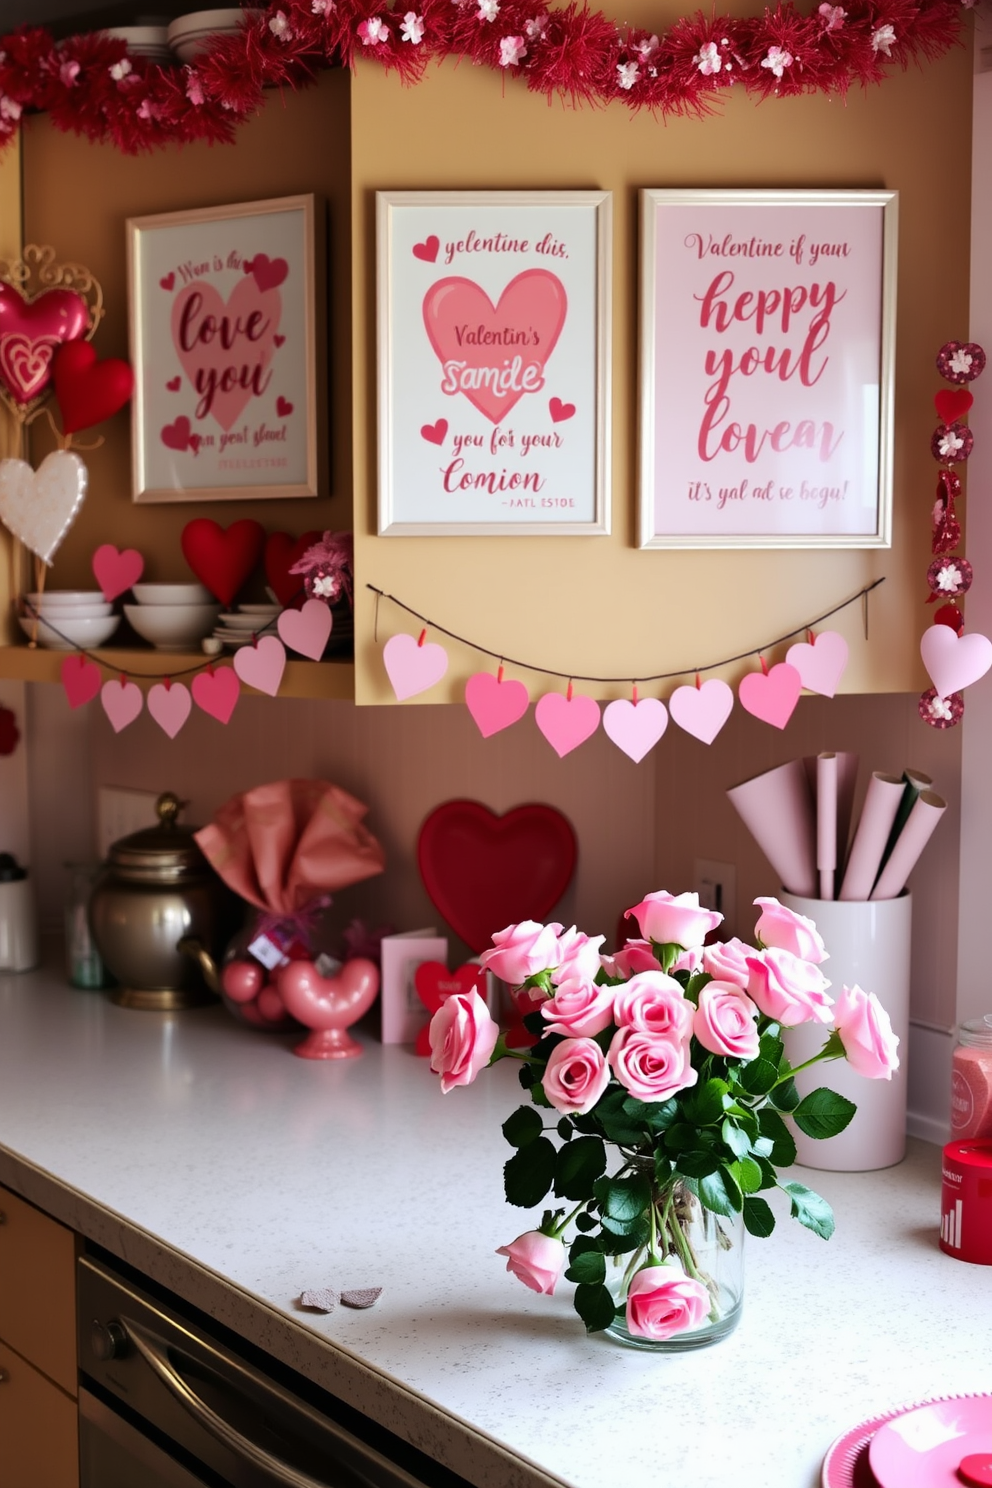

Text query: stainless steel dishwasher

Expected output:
[77,1251,474,1488]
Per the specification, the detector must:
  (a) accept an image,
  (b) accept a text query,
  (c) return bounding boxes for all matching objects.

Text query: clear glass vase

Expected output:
[603,1181,745,1352]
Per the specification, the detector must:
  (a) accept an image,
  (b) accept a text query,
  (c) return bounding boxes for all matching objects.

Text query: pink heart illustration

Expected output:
[277,598,331,660]
[233,634,287,696]
[100,678,143,733]
[191,666,240,724]
[422,270,567,424]
[276,396,293,417]
[171,277,281,432]
[549,397,575,423]
[274,333,285,348]
[738,663,803,730]
[535,691,601,757]
[160,272,175,291]
[920,624,992,697]
[166,376,181,391]
[248,254,288,292]
[92,542,144,601]
[668,678,734,744]
[421,419,448,446]
[465,671,529,737]
[602,697,667,763]
[162,415,193,451]
[383,632,448,700]
[785,630,849,698]
[61,654,101,709]
[147,681,191,738]
[413,236,439,263]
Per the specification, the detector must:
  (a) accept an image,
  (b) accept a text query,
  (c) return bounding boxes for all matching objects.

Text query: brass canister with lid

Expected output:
[89,792,238,1010]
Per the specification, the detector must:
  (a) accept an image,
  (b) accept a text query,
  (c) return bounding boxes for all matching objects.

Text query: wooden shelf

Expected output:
[0,646,355,701]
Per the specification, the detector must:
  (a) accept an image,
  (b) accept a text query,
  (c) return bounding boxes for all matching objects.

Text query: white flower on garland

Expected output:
[312,0,335,12]
[949,348,974,376]
[617,60,640,89]
[499,34,527,64]
[525,14,548,38]
[929,695,954,722]
[760,45,793,78]
[109,58,131,81]
[818,4,847,29]
[186,68,205,105]
[137,97,164,121]
[633,33,659,58]
[693,41,723,75]
[936,563,965,593]
[358,16,390,43]
[59,59,80,87]
[0,96,20,122]
[401,12,425,42]
[938,429,965,459]
[269,10,291,38]
[872,23,896,54]
[478,0,500,22]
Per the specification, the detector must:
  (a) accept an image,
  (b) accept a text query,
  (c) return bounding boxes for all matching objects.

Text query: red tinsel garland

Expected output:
[0,0,969,154]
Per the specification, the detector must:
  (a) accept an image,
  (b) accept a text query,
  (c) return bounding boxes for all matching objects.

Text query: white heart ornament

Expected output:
[0,450,87,564]
[920,623,992,697]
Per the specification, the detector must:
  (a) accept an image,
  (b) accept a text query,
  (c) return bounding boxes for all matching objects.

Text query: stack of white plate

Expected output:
[19,592,120,651]
[213,603,282,650]
[103,26,174,64]
[124,583,221,652]
[167,9,259,63]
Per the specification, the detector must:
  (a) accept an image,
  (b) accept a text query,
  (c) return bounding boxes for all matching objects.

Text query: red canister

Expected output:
[940,1139,992,1265]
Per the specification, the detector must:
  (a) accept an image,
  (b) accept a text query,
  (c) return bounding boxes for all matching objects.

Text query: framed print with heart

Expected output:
[376,191,611,536]
[639,188,897,549]
[127,194,326,503]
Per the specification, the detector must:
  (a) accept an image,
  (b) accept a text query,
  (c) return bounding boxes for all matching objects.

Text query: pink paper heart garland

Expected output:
[233,635,287,697]
[784,630,849,698]
[920,623,992,697]
[383,633,449,701]
[147,681,192,738]
[92,543,144,601]
[668,679,734,745]
[61,654,101,709]
[465,671,529,737]
[101,678,143,733]
[535,690,600,757]
[277,598,331,661]
[191,667,240,724]
[602,697,667,763]
[738,662,803,730]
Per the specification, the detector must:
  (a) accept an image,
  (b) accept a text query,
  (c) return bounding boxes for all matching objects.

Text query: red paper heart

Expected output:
[181,517,266,607]
[413,236,439,263]
[934,388,973,424]
[60,654,101,709]
[264,530,321,608]
[0,283,90,407]
[413,961,484,1054]
[53,341,133,435]
[417,800,576,953]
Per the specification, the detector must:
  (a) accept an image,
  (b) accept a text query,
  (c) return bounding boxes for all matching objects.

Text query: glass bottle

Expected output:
[950,1015,992,1140]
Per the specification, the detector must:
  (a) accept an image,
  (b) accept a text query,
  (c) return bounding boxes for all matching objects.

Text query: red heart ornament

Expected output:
[53,341,134,435]
[264,530,321,607]
[191,666,241,724]
[412,962,484,1055]
[0,283,90,408]
[417,800,576,953]
[934,388,973,425]
[60,654,101,709]
[936,341,987,384]
[181,517,265,607]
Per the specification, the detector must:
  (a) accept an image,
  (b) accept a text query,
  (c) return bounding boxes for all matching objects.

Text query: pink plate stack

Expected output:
[823,1395,992,1488]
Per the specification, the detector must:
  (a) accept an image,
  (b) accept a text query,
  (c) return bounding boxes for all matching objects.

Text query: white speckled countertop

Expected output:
[0,961,989,1488]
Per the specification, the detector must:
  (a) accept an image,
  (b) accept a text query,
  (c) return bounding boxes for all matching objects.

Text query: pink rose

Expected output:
[693,981,760,1060]
[625,1260,710,1341]
[753,897,828,964]
[701,937,754,990]
[496,1230,566,1294]
[625,890,723,949]
[428,988,500,1093]
[746,948,834,1027]
[833,983,900,1079]
[553,926,606,984]
[541,976,615,1037]
[479,920,561,985]
[541,1037,611,1115]
[608,1027,697,1102]
[602,939,663,978]
[672,946,703,975]
[613,972,693,1040]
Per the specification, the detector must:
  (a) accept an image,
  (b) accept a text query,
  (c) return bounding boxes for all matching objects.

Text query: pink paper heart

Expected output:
[422,270,567,424]
[535,691,601,757]
[602,697,667,763]
[738,663,803,730]
[92,542,144,601]
[233,634,287,696]
[147,681,191,738]
[383,632,448,700]
[191,666,240,724]
[920,624,992,697]
[668,678,734,744]
[465,671,529,737]
[100,678,143,733]
[171,276,281,432]
[60,654,101,709]
[784,630,849,698]
[277,598,331,660]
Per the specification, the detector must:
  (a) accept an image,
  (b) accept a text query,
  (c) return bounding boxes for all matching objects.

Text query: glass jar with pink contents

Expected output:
[951,1015,992,1139]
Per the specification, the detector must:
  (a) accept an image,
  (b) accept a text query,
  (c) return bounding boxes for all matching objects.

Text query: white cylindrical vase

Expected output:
[780,891,911,1171]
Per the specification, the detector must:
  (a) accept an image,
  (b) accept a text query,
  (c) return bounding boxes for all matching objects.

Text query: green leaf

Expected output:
[554,1135,607,1200]
[684,970,713,1003]
[622,1095,680,1133]
[593,1088,646,1145]
[682,1078,729,1127]
[557,1118,573,1141]
[793,1087,857,1141]
[575,1210,598,1233]
[568,1234,603,1260]
[721,1118,752,1160]
[653,1151,674,1186]
[757,1108,797,1167]
[573,1282,618,1333]
[699,1167,741,1216]
[781,1180,835,1239]
[729,1156,764,1194]
[755,1155,778,1191]
[502,1106,544,1149]
[739,1057,778,1096]
[769,1076,801,1112]
[593,1173,652,1223]
[674,1149,719,1180]
[758,1031,785,1070]
[503,1137,557,1208]
[599,1214,651,1249]
[664,1122,702,1154]
[518,1064,534,1090]
[565,1249,607,1285]
[742,1196,776,1238]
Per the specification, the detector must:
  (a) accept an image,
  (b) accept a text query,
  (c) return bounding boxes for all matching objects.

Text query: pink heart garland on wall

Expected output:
[191,667,240,724]
[602,697,668,763]
[535,690,601,757]
[784,631,849,698]
[100,678,143,733]
[920,624,992,697]
[383,633,449,700]
[738,662,803,730]
[277,599,331,661]
[61,654,101,709]
[234,635,287,696]
[147,681,191,738]
[465,671,529,737]
[668,679,734,744]
[92,543,144,601]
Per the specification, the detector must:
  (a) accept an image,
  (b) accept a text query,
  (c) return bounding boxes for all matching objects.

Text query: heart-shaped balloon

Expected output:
[0,449,87,563]
[180,517,265,607]
[277,957,380,1059]
[53,340,133,435]
[0,282,90,414]
[264,530,321,607]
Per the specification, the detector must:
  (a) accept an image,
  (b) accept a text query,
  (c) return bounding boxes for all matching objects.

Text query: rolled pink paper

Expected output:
[817,753,838,900]
[838,772,905,902]
[870,790,947,901]
[834,752,859,875]
[727,759,817,897]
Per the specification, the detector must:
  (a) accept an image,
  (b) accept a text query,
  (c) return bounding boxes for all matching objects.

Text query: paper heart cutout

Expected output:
[147,681,192,738]
[936,340,987,385]
[191,666,240,724]
[413,236,439,263]
[0,283,90,409]
[181,517,265,607]
[602,697,668,763]
[422,270,567,424]
[784,630,849,698]
[92,542,144,601]
[667,678,734,744]
[920,623,992,697]
[247,254,289,292]
[417,800,576,952]
[277,957,380,1059]
[534,690,600,757]
[549,397,575,423]
[738,662,803,730]
[172,276,281,431]
[383,632,448,700]
[934,388,974,425]
[264,529,321,608]
[61,654,101,709]
[0,449,87,564]
[413,962,484,1054]
[52,340,133,435]
[278,598,332,660]
[421,419,448,446]
[233,634,287,695]
[101,678,143,733]
[465,671,529,737]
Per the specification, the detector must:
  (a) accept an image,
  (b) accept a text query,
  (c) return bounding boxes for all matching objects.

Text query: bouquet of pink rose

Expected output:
[428,890,900,1349]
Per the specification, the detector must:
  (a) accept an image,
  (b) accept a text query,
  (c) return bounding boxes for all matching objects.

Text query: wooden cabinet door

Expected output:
[0,1185,76,1396]
[0,1338,78,1488]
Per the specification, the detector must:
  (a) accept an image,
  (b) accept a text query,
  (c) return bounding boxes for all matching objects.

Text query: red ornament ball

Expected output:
[934,603,965,633]
[936,341,987,385]
[931,423,974,466]
[919,688,964,728]
[927,556,973,597]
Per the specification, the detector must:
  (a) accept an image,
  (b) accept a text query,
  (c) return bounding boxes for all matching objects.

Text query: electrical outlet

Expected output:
[97,786,161,859]
[693,858,737,928]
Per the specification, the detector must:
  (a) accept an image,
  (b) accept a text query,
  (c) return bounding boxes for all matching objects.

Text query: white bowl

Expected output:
[132,582,213,606]
[26,590,107,607]
[217,611,280,630]
[18,613,120,651]
[103,26,173,60]
[124,602,221,651]
[237,604,283,617]
[31,602,113,621]
[167,10,258,62]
